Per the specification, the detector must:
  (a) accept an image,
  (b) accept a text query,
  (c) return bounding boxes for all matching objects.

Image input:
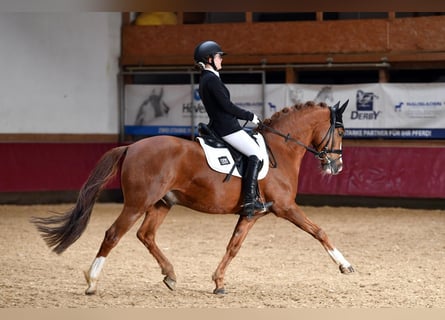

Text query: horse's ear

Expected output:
[333,100,348,128]
[331,101,340,110]
[337,99,349,115]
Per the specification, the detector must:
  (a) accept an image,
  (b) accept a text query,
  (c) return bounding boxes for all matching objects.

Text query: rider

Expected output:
[194,40,273,218]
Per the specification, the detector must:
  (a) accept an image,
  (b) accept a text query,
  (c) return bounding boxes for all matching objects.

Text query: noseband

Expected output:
[259,106,343,162]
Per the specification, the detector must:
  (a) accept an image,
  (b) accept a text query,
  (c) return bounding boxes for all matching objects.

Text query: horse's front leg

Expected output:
[276,204,354,274]
[212,215,261,294]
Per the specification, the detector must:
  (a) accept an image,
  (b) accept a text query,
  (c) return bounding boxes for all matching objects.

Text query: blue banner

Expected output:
[344,128,445,139]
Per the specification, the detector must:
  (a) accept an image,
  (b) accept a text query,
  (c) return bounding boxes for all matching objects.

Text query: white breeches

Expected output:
[222,130,263,159]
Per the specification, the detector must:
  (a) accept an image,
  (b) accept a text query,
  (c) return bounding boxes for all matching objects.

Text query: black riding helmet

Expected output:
[194,40,225,70]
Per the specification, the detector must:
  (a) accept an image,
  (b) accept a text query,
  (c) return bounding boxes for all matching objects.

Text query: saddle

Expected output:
[196,123,269,181]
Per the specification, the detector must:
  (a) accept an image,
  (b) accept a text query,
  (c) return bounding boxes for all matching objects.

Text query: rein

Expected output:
[259,122,320,156]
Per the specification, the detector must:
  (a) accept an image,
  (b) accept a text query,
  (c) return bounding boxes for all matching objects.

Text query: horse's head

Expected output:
[311,100,348,175]
[260,100,348,175]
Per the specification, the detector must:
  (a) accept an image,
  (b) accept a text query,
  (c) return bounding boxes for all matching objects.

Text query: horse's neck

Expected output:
[264,113,311,154]
[264,128,308,180]
[265,109,326,179]
[272,110,315,142]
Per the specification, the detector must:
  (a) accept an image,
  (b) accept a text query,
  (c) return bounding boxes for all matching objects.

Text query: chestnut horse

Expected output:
[32,100,354,295]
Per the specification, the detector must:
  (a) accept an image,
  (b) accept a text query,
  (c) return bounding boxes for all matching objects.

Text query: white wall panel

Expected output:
[0,13,121,133]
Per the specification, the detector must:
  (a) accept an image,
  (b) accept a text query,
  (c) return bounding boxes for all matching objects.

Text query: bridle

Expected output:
[258,104,344,165]
[313,105,344,160]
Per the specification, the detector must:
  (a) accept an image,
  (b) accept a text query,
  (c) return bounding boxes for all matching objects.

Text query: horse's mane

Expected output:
[263,100,328,126]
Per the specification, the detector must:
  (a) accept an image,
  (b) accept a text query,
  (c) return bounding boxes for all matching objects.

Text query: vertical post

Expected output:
[117,71,125,143]
[121,13,131,25]
[177,11,184,24]
[261,70,266,120]
[190,71,196,140]
[285,66,296,84]
[379,68,389,83]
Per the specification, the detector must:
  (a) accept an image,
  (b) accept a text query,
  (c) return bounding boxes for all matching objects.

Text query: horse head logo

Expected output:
[356,90,378,111]
[314,86,334,103]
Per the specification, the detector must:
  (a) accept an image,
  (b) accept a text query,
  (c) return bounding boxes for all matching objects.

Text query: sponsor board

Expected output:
[124,83,445,139]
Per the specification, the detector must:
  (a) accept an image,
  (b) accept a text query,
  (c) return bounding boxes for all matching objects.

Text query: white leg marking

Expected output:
[84,257,106,295]
[89,256,106,279]
[328,248,351,267]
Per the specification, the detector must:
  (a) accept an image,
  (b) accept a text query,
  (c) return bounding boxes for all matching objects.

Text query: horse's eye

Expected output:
[338,130,344,137]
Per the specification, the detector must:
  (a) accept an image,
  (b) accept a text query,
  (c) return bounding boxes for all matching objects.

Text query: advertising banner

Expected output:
[125,84,195,136]
[124,83,445,139]
[124,84,266,136]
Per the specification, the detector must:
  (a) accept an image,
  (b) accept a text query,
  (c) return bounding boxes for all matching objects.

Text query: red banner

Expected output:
[0,143,444,199]
[298,146,445,198]
[0,143,119,192]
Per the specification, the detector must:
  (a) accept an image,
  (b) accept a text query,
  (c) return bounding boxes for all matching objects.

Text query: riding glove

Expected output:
[252,114,261,125]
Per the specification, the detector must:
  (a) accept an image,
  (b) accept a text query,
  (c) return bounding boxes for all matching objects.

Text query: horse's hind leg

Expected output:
[212,215,261,294]
[84,205,144,295]
[136,201,177,291]
[277,204,354,274]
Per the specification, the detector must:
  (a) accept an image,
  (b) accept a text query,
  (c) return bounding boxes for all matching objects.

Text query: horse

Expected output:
[31,100,354,296]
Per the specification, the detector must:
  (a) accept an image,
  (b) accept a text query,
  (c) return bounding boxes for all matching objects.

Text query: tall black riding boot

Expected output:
[242,155,273,218]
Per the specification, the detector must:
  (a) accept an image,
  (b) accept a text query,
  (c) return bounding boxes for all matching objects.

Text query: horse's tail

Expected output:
[31,145,129,254]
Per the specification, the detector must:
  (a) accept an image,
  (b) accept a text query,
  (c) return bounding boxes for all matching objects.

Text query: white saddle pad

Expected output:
[196,133,269,180]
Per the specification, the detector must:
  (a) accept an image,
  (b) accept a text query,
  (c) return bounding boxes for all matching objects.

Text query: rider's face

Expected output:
[213,53,223,70]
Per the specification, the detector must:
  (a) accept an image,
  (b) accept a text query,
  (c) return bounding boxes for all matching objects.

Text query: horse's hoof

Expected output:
[83,270,97,295]
[163,276,176,291]
[85,287,97,295]
[340,265,355,274]
[213,287,226,295]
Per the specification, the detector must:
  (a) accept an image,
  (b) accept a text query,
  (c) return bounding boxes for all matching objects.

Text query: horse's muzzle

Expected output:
[321,157,343,175]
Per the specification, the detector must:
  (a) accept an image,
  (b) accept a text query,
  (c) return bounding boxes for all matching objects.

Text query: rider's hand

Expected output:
[252,114,261,125]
